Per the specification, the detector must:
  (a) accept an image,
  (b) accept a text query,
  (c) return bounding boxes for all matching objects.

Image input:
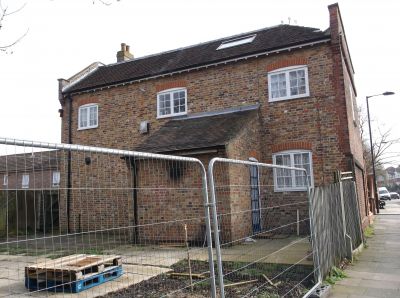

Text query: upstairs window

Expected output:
[78,104,98,130]
[268,66,309,102]
[273,150,313,191]
[157,88,187,118]
[22,174,29,189]
[52,171,60,187]
[3,175,8,186]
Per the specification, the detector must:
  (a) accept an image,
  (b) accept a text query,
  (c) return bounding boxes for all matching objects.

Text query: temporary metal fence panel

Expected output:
[208,158,321,298]
[0,137,216,297]
[310,180,363,279]
[342,181,363,250]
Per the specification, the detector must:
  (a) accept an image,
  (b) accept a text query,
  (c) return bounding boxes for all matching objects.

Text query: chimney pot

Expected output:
[117,43,133,62]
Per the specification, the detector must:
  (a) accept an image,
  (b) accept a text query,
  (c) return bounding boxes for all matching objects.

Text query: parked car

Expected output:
[378,187,391,200]
[390,192,400,200]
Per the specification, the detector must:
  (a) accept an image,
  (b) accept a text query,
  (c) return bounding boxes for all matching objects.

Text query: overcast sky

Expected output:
[0,0,399,165]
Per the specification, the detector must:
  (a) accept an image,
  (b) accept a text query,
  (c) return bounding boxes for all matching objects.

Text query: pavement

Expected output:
[329,199,400,298]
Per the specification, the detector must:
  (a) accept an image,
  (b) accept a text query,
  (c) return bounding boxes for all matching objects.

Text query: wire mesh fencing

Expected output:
[0,138,217,297]
[208,158,321,298]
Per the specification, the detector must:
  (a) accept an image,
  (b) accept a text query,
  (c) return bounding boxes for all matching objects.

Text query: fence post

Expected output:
[208,158,225,298]
[199,163,217,298]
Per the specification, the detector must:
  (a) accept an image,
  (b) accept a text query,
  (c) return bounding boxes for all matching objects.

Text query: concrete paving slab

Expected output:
[329,200,400,297]
[218,236,313,265]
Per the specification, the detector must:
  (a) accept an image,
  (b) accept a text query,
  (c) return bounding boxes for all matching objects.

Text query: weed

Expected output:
[325,266,347,285]
[364,225,374,238]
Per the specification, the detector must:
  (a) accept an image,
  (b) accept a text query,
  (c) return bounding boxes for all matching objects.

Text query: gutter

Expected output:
[65,37,331,96]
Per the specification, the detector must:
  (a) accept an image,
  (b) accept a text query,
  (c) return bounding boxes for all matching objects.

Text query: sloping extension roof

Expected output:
[136,106,259,154]
[64,25,330,94]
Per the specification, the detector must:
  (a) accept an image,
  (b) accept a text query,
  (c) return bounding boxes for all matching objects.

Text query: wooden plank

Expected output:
[26,254,86,270]
[27,254,120,271]
[224,279,258,288]
[168,272,205,279]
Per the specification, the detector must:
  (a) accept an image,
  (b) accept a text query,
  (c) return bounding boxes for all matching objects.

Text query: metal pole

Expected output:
[199,163,217,298]
[208,159,225,298]
[366,96,379,214]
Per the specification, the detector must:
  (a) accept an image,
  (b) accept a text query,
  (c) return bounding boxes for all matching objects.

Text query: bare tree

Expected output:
[1,0,120,53]
[359,106,400,173]
[0,0,28,53]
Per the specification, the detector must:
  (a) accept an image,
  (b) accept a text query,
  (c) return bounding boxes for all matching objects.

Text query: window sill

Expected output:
[78,125,98,131]
[157,112,187,119]
[269,93,310,103]
[274,187,310,192]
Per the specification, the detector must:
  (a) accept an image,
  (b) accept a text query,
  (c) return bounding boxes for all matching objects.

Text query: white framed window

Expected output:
[3,175,8,186]
[52,171,60,187]
[22,174,29,189]
[78,104,98,130]
[157,88,187,118]
[273,150,313,191]
[268,66,310,102]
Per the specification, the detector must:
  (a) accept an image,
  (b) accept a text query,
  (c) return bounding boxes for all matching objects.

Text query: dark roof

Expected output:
[65,25,329,93]
[0,150,62,173]
[135,108,259,153]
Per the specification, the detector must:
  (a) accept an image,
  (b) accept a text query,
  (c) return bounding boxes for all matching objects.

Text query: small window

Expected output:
[52,171,60,187]
[273,150,313,191]
[78,104,98,130]
[268,66,310,101]
[157,88,187,118]
[3,175,8,186]
[22,174,29,189]
[217,34,256,50]
[349,86,358,126]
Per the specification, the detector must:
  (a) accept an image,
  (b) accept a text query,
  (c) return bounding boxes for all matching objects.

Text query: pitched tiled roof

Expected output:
[135,108,259,153]
[64,25,329,93]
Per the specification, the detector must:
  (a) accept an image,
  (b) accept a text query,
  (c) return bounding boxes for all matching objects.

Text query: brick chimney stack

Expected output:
[116,43,134,62]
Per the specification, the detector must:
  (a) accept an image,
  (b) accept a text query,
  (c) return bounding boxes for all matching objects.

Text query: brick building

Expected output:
[0,151,61,233]
[57,3,369,242]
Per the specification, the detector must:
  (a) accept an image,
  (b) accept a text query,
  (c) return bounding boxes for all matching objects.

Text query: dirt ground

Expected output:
[101,260,314,298]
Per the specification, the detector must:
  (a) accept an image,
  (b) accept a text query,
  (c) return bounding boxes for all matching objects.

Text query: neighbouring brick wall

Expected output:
[0,170,54,190]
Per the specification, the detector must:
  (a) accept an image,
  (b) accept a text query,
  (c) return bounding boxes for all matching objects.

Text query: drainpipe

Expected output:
[67,94,73,233]
[129,157,139,243]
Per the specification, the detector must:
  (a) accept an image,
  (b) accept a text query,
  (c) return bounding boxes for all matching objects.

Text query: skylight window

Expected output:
[217,34,256,50]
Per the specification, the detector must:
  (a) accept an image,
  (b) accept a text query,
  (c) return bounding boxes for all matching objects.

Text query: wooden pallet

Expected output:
[25,265,123,293]
[25,254,122,282]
